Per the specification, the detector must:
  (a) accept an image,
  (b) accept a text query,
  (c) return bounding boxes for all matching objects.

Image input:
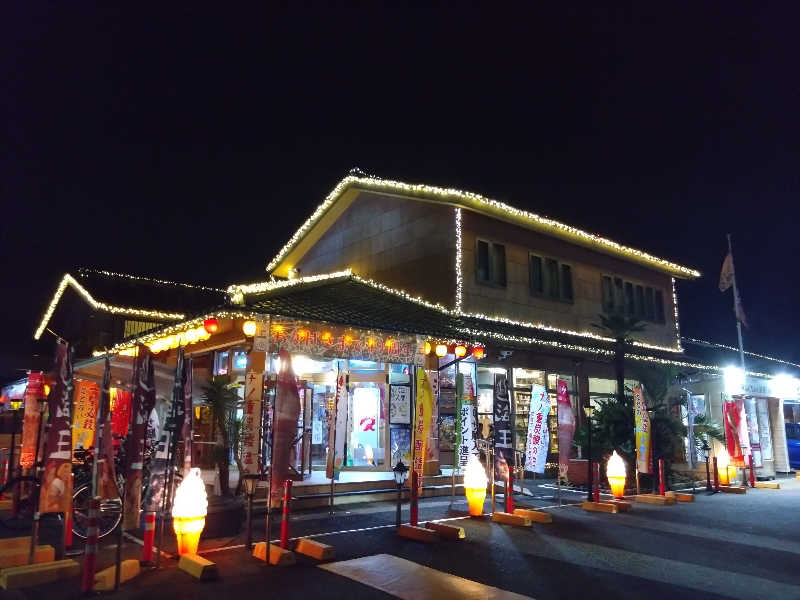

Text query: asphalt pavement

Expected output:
[2,477,800,599]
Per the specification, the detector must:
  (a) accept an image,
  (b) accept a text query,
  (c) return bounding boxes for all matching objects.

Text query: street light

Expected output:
[584,405,594,502]
[393,461,409,527]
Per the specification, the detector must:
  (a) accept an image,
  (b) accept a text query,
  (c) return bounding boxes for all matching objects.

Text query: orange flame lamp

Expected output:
[463,455,488,516]
[606,450,627,499]
[172,468,208,556]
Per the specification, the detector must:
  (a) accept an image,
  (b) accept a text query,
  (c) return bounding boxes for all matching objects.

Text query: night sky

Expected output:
[2,3,798,382]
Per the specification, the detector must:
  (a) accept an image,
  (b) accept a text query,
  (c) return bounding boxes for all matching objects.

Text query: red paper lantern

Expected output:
[472,346,485,360]
[203,318,219,334]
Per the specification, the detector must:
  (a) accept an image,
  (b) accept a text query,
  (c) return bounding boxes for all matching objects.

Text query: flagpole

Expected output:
[726,234,746,370]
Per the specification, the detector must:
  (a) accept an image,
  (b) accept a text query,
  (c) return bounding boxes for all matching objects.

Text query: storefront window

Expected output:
[388,363,411,385]
[232,350,248,371]
[347,381,386,467]
[214,351,230,376]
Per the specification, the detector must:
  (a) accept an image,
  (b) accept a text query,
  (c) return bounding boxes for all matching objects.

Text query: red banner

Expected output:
[271,349,300,504]
[20,372,45,470]
[123,346,156,529]
[111,388,131,442]
[556,379,574,479]
[724,397,744,467]
[40,342,74,513]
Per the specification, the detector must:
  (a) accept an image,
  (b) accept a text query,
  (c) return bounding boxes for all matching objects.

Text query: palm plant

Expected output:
[201,375,241,496]
[592,314,646,403]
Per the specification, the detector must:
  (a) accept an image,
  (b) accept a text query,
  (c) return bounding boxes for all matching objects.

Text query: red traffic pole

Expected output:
[658,459,666,496]
[80,498,100,594]
[141,511,156,563]
[410,471,419,526]
[712,456,719,492]
[592,462,600,502]
[280,480,292,549]
[748,455,756,488]
[505,469,514,513]
[64,510,73,550]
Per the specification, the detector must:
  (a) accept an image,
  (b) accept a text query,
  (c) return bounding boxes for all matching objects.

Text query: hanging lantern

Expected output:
[472,346,485,360]
[172,468,208,555]
[203,318,219,334]
[606,451,627,499]
[435,344,448,358]
[424,341,432,355]
[242,320,257,337]
[454,344,467,358]
[463,455,488,516]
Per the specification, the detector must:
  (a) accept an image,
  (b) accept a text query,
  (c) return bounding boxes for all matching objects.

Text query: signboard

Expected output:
[389,385,411,424]
[525,384,550,474]
[633,385,651,474]
[493,372,513,481]
[268,319,418,364]
[242,369,263,474]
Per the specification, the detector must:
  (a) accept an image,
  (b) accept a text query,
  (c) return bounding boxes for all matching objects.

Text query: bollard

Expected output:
[410,471,419,527]
[712,457,719,492]
[141,512,156,563]
[80,498,100,594]
[658,459,665,496]
[593,462,600,503]
[280,480,292,550]
[748,455,756,488]
[64,510,72,551]
[505,470,514,513]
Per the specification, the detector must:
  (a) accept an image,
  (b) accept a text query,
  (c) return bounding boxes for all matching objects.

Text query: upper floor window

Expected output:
[476,239,506,287]
[530,254,573,302]
[602,275,666,324]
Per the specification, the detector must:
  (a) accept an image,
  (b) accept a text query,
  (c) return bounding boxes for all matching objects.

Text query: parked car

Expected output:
[785,423,800,469]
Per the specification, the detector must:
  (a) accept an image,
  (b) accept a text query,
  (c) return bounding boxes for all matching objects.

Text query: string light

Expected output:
[265,173,701,279]
[682,337,800,369]
[77,268,224,292]
[671,278,682,351]
[455,207,463,313]
[34,274,186,340]
[228,269,354,303]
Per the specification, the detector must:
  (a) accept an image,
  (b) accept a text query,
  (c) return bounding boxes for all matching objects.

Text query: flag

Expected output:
[327,371,347,479]
[723,394,744,467]
[39,341,74,513]
[556,379,574,479]
[719,252,734,292]
[181,356,193,474]
[20,372,45,470]
[96,357,118,501]
[734,291,748,328]
[412,368,433,489]
[241,364,263,476]
[272,349,300,503]
[525,384,550,474]
[493,372,513,482]
[633,385,651,473]
[456,374,477,468]
[123,345,156,530]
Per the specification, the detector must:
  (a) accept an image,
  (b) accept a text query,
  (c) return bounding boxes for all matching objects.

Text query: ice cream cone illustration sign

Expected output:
[172,468,208,555]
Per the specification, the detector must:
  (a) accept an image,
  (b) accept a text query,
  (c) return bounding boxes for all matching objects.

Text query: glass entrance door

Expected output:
[345,376,387,468]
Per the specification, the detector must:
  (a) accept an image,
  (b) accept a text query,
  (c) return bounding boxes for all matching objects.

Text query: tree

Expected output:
[200,375,241,496]
[592,314,646,404]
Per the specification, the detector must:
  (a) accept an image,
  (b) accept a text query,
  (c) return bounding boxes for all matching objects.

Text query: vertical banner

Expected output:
[242,368,263,475]
[556,379,574,478]
[112,388,131,442]
[20,372,45,470]
[493,372,513,481]
[72,380,99,450]
[96,358,118,501]
[734,396,751,467]
[272,349,300,503]
[123,345,156,530]
[413,368,433,489]
[756,398,773,461]
[525,384,550,474]
[426,371,439,467]
[743,397,762,468]
[723,394,744,466]
[633,385,652,474]
[39,341,74,514]
[456,374,477,468]
[145,347,185,513]
[327,372,347,479]
[182,357,193,473]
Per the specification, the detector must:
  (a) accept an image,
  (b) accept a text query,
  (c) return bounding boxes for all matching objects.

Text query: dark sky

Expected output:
[2,3,799,382]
